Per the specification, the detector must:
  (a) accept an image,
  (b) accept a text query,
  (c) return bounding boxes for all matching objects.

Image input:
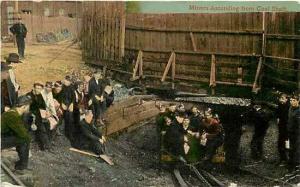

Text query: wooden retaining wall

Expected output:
[82,2,299,93]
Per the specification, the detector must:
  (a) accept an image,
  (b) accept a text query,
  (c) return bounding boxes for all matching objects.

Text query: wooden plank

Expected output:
[69,148,114,166]
[252,57,263,93]
[210,54,216,95]
[190,32,197,51]
[172,53,176,89]
[161,52,175,82]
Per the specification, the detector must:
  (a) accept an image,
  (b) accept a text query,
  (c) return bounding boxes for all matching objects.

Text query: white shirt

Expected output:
[41,89,57,117]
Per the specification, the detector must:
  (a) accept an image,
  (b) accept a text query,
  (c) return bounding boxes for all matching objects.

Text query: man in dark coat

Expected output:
[276,93,290,165]
[10,17,27,59]
[164,112,185,158]
[88,71,106,125]
[28,82,50,150]
[250,104,273,160]
[189,106,204,133]
[77,110,106,155]
[1,96,32,170]
[61,76,75,141]
[73,81,85,144]
[1,63,19,113]
[287,94,300,171]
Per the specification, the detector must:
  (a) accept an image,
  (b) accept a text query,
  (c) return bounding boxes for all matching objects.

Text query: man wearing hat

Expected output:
[1,62,19,113]
[1,95,32,170]
[10,15,27,59]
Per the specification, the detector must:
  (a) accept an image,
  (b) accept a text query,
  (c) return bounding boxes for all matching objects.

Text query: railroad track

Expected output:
[1,162,26,187]
[173,163,225,187]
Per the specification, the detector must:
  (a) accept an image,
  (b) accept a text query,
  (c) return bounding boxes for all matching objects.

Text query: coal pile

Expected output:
[176,96,251,107]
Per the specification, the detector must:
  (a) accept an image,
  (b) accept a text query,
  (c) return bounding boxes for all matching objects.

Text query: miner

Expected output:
[61,76,76,141]
[275,93,290,166]
[189,106,204,133]
[164,112,186,162]
[1,61,20,113]
[73,81,85,143]
[28,82,53,151]
[250,104,272,160]
[202,108,224,162]
[287,94,300,172]
[1,95,32,170]
[88,71,106,126]
[77,110,106,155]
[9,16,27,59]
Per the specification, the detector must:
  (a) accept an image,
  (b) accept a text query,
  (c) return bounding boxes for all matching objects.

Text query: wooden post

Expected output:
[237,66,243,84]
[252,57,263,93]
[210,54,216,95]
[256,11,266,92]
[161,52,175,82]
[295,12,300,91]
[119,5,126,62]
[189,32,197,52]
[171,53,176,89]
[131,50,143,81]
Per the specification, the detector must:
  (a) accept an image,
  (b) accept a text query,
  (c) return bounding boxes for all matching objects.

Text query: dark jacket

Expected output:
[164,121,185,156]
[28,91,46,119]
[88,77,104,102]
[79,120,102,142]
[61,85,75,107]
[287,107,300,135]
[190,114,203,133]
[276,102,290,124]
[10,23,27,38]
[1,78,18,109]
[1,110,31,144]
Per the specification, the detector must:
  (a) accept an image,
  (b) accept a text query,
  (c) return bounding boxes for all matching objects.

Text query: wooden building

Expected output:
[81,2,299,96]
[1,1,82,40]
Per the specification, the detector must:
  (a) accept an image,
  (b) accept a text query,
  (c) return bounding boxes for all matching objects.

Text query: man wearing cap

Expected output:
[1,95,32,170]
[28,82,51,151]
[10,16,27,59]
[287,94,300,172]
[88,71,106,125]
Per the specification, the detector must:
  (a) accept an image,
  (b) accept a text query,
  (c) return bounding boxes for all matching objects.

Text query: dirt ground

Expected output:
[1,40,88,94]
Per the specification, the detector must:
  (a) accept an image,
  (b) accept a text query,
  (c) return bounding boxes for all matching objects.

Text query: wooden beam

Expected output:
[266,34,300,40]
[119,12,126,61]
[210,54,216,95]
[139,50,143,78]
[126,25,263,35]
[252,57,263,93]
[265,55,300,63]
[189,32,197,51]
[161,52,175,82]
[125,47,260,58]
[171,53,176,89]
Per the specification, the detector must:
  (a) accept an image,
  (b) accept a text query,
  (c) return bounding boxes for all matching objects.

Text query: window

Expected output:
[44,8,50,17]
[59,9,64,16]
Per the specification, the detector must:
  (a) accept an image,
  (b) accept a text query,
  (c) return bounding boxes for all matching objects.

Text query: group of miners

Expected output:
[1,58,114,170]
[156,93,300,175]
[156,103,225,166]
[275,93,300,173]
